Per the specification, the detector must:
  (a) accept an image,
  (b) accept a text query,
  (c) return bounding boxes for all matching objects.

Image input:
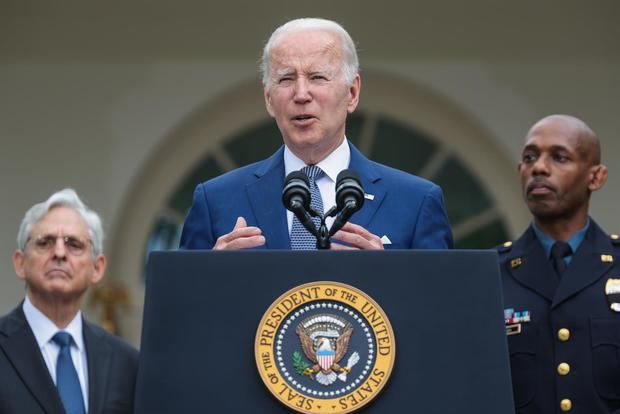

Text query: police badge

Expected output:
[255,281,395,414]
[605,278,620,312]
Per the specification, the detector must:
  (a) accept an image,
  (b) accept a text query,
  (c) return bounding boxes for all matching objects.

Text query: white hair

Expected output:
[17,188,104,257]
[260,17,359,87]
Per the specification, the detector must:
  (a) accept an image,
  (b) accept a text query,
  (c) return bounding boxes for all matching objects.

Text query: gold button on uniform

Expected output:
[558,328,570,341]
[558,362,570,375]
[560,398,572,411]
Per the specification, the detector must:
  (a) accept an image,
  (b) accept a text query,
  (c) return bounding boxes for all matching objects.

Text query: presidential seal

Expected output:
[255,281,395,414]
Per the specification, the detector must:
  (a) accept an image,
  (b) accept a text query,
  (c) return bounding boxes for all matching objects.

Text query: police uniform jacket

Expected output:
[498,219,620,414]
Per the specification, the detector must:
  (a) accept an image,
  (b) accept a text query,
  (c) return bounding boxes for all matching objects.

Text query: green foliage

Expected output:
[292,351,310,375]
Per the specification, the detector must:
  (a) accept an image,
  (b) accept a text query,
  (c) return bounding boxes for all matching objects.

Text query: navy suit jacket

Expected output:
[180,142,453,249]
[0,305,138,414]
[498,221,620,414]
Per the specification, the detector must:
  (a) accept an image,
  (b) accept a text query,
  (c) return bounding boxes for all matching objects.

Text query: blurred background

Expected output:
[1,0,618,346]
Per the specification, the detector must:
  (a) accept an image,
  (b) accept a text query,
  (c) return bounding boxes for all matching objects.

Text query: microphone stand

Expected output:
[307,206,338,249]
[285,168,364,250]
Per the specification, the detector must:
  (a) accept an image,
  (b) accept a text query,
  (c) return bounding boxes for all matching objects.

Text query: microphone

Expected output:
[282,171,317,237]
[282,171,311,212]
[329,170,365,236]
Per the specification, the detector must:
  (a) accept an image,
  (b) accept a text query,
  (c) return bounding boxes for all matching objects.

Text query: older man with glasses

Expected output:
[0,189,138,414]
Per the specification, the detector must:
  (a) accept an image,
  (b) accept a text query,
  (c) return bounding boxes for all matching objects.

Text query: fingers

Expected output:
[233,216,247,229]
[213,217,266,250]
[330,242,356,250]
[330,222,384,250]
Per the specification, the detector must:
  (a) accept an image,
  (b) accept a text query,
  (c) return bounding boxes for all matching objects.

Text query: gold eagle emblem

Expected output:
[295,314,357,385]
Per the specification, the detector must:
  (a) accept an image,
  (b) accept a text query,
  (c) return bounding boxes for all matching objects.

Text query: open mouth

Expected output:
[292,114,315,121]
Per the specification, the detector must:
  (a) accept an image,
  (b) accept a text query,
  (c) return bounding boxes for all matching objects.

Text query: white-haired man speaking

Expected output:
[180,17,453,251]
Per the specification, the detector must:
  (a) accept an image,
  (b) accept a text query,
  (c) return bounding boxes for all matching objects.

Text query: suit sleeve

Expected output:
[179,183,216,249]
[102,332,139,414]
[410,184,453,249]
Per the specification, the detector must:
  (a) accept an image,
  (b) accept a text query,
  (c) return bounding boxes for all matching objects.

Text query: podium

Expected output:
[135,250,515,413]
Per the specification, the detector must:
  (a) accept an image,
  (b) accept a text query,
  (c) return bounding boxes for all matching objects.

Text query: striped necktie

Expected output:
[290,165,324,250]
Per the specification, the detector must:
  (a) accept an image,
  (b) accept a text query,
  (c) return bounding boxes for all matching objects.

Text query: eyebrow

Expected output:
[274,68,295,77]
[522,143,571,153]
[31,233,88,241]
[273,67,334,78]
[309,69,332,77]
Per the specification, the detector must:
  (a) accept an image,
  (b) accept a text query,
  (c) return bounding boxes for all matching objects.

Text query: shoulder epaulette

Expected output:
[496,240,513,253]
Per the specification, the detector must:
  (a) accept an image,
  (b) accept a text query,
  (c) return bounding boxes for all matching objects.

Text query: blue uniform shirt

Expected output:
[532,218,590,265]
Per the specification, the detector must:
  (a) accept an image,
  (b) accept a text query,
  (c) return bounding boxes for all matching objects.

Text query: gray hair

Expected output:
[260,18,359,88]
[17,188,104,257]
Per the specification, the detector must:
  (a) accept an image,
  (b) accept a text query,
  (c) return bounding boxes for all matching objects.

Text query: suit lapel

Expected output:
[83,321,111,414]
[347,144,384,229]
[245,143,385,248]
[0,306,65,414]
[506,227,558,302]
[246,147,290,249]
[552,222,614,308]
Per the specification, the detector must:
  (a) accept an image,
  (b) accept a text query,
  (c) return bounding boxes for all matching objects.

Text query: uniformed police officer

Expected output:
[498,114,620,413]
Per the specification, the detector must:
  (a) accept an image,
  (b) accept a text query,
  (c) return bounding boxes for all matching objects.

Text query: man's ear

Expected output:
[12,250,26,281]
[346,74,361,114]
[264,88,275,118]
[90,255,107,285]
[589,164,608,192]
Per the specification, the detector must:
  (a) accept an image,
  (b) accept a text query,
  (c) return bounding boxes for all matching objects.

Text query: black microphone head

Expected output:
[286,170,311,184]
[335,169,364,211]
[282,171,311,211]
[336,169,361,183]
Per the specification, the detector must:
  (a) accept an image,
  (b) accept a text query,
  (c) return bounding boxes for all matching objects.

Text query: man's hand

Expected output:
[213,217,266,250]
[330,222,384,250]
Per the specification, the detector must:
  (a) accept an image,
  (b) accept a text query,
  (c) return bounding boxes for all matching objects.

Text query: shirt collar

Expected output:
[284,138,350,183]
[22,295,84,351]
[532,217,590,258]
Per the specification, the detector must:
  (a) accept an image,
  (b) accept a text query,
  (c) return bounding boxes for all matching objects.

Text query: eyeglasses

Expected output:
[27,234,91,256]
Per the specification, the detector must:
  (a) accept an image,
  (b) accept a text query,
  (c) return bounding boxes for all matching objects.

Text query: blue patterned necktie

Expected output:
[52,332,86,414]
[290,165,324,250]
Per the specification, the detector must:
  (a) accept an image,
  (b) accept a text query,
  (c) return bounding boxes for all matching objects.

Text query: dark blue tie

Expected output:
[551,241,572,279]
[290,165,324,250]
[52,332,85,414]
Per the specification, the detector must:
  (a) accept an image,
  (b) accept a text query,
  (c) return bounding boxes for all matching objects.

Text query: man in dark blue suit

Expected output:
[0,189,138,414]
[180,18,452,250]
[498,115,620,413]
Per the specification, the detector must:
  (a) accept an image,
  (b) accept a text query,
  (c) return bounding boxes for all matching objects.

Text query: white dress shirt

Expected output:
[284,138,351,233]
[23,296,89,412]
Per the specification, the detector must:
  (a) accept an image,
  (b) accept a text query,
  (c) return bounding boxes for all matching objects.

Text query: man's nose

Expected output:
[53,237,67,259]
[532,155,550,175]
[293,78,311,103]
